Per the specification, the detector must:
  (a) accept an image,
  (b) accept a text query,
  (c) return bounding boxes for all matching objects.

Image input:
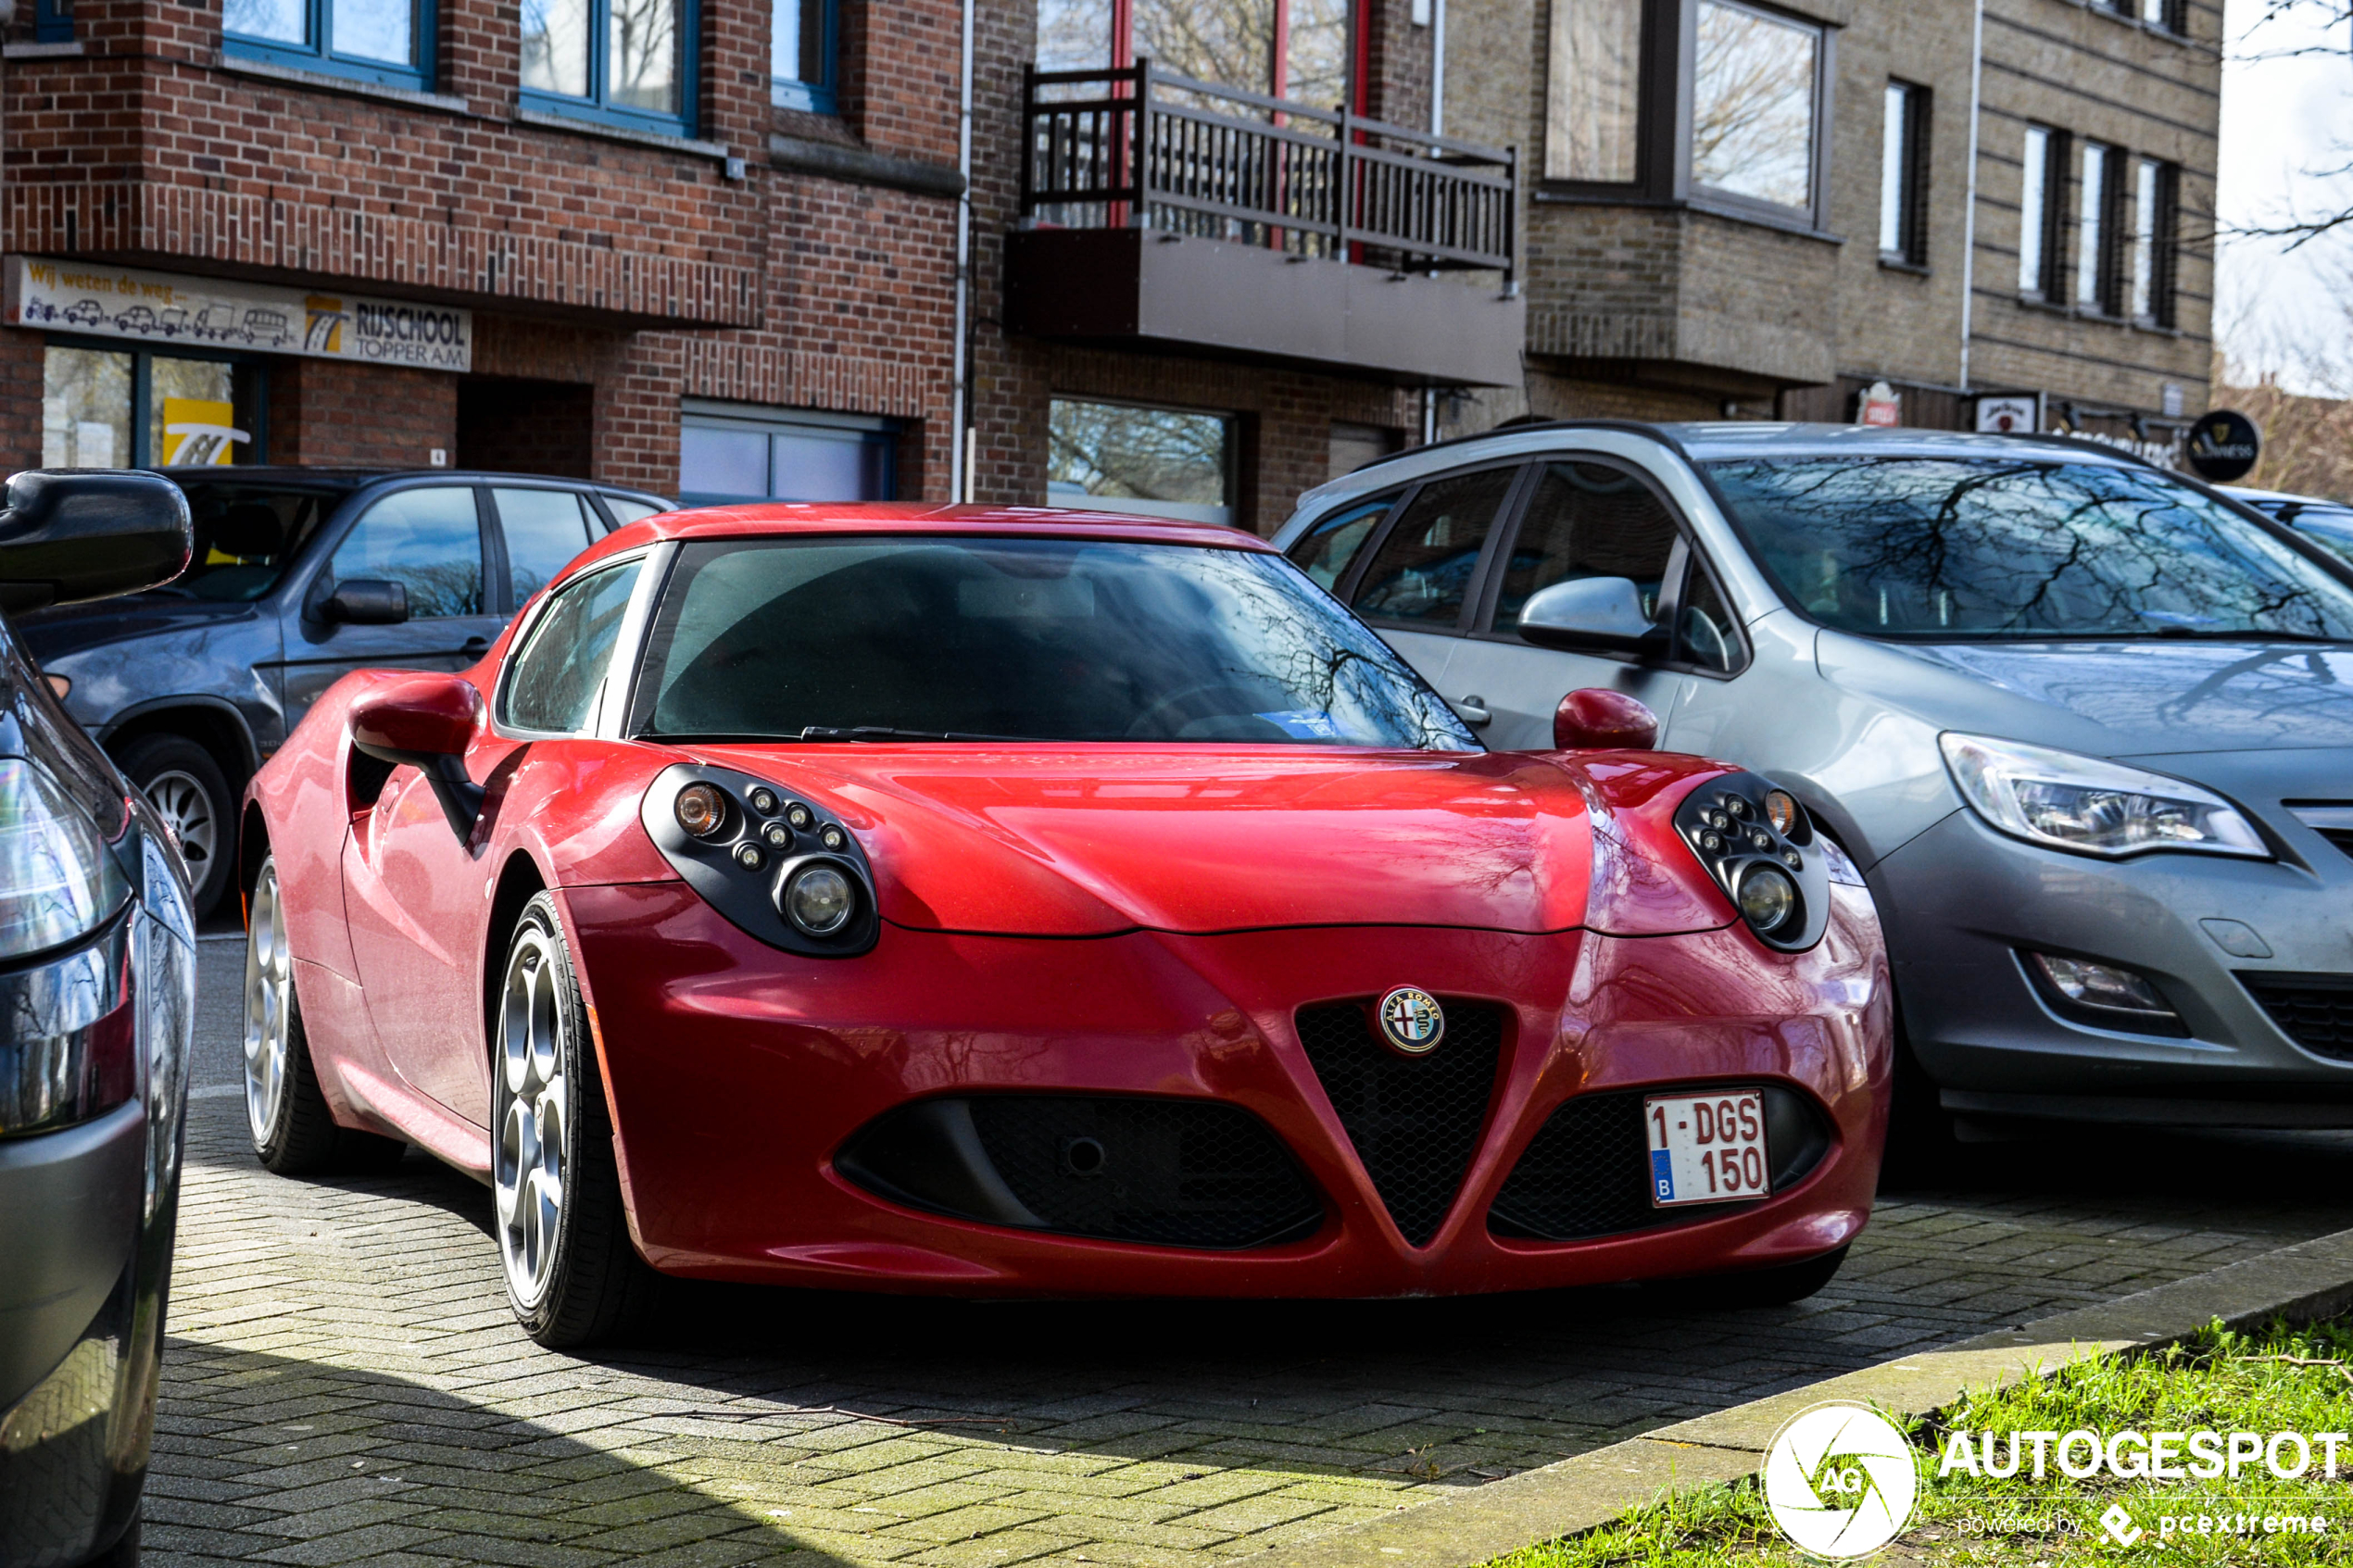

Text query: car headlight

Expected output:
[136,828,196,1219]
[0,755,132,960]
[1939,734,2266,859]
[1673,771,1833,952]
[638,765,879,957]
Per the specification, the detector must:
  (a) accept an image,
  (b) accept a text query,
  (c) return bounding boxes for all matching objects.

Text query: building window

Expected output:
[2019,124,2066,298]
[678,404,894,507]
[222,0,431,89]
[2130,157,2179,327]
[1690,0,1824,217]
[32,0,75,42]
[1047,399,1235,529]
[1037,0,1350,106]
[40,344,266,470]
[1879,81,1928,266]
[771,0,837,111]
[1546,0,1642,182]
[2076,140,2122,315]
[521,0,696,133]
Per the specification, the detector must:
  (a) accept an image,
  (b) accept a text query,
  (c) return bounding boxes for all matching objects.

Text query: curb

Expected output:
[1267,1223,2353,1568]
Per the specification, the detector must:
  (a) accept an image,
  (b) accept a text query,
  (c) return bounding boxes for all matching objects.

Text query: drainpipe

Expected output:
[948,0,976,501]
[1429,0,1445,139]
[1957,0,1985,395]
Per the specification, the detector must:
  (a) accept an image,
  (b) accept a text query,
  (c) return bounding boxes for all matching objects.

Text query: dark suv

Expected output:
[13,469,670,916]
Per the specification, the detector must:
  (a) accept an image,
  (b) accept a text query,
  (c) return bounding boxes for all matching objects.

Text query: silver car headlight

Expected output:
[0,755,131,960]
[1940,734,2266,859]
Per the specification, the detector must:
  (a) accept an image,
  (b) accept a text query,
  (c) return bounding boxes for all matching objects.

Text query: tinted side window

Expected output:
[330,488,484,619]
[1288,492,1400,591]
[503,560,645,733]
[1495,461,1680,628]
[497,488,598,605]
[1678,562,1747,674]
[1351,467,1518,626]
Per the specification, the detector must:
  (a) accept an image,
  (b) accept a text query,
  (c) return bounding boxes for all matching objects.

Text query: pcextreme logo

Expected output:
[1763,1402,1920,1558]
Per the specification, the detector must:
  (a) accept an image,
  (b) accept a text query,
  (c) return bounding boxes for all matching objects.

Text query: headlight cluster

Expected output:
[0,755,130,961]
[641,765,879,956]
[1940,734,2266,859]
[1673,771,1834,952]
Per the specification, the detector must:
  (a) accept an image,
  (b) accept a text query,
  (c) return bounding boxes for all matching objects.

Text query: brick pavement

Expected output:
[150,935,2353,1567]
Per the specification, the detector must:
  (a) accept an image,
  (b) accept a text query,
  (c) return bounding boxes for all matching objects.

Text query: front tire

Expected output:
[119,734,233,919]
[494,892,657,1348]
[245,855,406,1175]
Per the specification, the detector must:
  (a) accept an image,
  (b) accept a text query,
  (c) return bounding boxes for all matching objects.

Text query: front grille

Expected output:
[2239,973,2353,1063]
[1293,998,1505,1247]
[1489,1085,1831,1242]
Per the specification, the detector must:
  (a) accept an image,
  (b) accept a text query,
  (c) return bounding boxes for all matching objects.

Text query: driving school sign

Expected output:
[2,256,472,371]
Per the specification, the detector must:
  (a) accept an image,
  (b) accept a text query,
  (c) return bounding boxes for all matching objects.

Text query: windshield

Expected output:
[1705,457,2353,642]
[634,536,1479,748]
[160,479,346,602]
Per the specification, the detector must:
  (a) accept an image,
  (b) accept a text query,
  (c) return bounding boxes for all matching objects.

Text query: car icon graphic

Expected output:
[60,298,107,325]
[116,305,157,332]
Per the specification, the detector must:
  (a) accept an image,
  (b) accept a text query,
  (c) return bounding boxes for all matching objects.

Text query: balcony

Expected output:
[1007,62,1527,387]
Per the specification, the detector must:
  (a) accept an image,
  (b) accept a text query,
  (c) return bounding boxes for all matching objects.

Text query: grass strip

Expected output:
[1490,1316,2353,1566]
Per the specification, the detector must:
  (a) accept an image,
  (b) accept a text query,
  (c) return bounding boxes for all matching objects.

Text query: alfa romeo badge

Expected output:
[1377,986,1446,1055]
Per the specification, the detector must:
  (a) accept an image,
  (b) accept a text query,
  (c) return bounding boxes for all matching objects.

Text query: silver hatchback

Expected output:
[1276,421,2353,1133]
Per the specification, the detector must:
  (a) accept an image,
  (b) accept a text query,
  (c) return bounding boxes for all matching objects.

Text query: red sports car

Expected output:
[238,504,1892,1347]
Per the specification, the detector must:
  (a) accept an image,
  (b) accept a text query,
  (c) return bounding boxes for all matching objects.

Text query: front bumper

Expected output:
[1876,806,2353,1120]
[560,881,1891,1297]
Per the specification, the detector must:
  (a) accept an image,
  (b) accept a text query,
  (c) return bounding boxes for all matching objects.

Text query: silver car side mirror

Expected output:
[1516,576,1668,656]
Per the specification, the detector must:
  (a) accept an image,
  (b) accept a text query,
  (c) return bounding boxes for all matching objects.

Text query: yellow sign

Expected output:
[161,397,246,467]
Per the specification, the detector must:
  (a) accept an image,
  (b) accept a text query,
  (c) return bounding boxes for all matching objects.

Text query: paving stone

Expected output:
[155,942,2353,1565]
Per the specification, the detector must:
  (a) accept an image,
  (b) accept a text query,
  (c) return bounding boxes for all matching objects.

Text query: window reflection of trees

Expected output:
[1691,0,1816,209]
[1049,401,1229,507]
[644,539,1474,749]
[608,0,679,110]
[1710,458,2353,640]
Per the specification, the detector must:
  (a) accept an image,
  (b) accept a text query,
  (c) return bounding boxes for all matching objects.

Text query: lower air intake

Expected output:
[1488,1085,1831,1242]
[2238,973,2353,1063]
[1293,998,1505,1247]
[837,1095,1323,1249]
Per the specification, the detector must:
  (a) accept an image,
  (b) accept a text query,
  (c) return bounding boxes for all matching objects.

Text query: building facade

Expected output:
[3,0,2215,521]
[1441,0,2217,447]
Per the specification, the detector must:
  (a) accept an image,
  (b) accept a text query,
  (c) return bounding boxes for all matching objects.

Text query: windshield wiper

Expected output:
[798,725,1045,743]
[2148,625,2350,645]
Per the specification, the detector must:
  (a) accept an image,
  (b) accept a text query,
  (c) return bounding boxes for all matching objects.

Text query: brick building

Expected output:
[2,0,2213,523]
[1439,0,2218,448]
[0,0,963,499]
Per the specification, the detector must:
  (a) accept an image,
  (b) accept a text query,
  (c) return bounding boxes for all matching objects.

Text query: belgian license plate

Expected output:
[1644,1089,1769,1207]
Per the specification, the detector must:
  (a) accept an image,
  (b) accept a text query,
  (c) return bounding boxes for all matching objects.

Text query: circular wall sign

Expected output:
[2184,410,2261,483]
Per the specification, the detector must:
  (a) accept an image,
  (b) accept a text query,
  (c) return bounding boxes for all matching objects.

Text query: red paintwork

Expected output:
[241,502,1893,1296]
[1555,687,1661,751]
[349,672,482,758]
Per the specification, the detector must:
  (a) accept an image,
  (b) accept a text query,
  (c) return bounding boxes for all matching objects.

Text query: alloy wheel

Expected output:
[495,926,569,1309]
[145,766,218,884]
[243,862,292,1145]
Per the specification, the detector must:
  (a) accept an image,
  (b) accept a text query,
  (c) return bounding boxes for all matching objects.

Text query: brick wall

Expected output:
[271,358,458,467]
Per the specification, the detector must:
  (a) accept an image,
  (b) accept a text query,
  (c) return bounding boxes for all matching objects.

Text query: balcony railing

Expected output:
[1020,61,1516,282]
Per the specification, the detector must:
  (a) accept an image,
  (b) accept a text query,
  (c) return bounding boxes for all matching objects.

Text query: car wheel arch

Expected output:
[101,696,258,786]
[481,851,553,1073]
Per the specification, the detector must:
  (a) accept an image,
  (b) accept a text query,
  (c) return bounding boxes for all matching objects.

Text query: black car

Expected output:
[12,469,670,916]
[1,469,199,1568]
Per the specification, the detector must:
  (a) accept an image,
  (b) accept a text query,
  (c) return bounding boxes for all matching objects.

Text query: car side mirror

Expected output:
[325,579,409,625]
[0,470,192,612]
[1554,688,1660,751]
[1517,576,1668,656]
[349,673,484,842]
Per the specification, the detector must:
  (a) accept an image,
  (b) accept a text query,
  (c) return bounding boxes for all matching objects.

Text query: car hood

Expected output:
[695,744,1733,939]
[1818,635,2353,759]
[12,592,262,660]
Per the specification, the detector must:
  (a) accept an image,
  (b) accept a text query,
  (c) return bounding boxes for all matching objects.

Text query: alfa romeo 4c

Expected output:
[239,504,1892,1346]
